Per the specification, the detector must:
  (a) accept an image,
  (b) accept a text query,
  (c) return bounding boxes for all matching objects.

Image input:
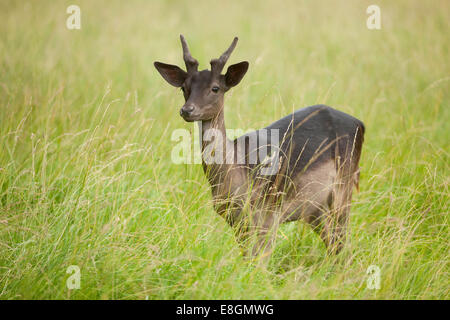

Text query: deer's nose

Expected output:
[180,105,195,117]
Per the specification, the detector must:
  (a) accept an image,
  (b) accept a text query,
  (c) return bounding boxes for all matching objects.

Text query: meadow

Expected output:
[0,0,448,299]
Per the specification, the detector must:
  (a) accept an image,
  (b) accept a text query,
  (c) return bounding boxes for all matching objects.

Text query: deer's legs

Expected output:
[249,223,278,260]
[328,180,353,254]
[320,180,353,255]
[306,210,333,253]
[305,186,352,255]
[307,211,346,255]
[234,210,278,261]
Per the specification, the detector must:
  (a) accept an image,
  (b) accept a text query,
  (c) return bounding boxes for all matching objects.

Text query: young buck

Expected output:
[154,35,365,258]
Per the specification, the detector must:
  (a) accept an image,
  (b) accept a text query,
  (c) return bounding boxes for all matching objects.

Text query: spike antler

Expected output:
[210,37,238,76]
[180,34,199,74]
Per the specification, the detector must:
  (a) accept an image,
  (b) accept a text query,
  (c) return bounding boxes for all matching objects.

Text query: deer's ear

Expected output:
[225,61,249,89]
[154,62,187,87]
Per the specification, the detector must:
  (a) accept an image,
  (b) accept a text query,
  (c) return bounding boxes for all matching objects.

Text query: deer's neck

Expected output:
[198,109,232,177]
[198,109,247,208]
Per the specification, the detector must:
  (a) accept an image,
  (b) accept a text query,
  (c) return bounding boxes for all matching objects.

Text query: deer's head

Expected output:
[154,35,248,122]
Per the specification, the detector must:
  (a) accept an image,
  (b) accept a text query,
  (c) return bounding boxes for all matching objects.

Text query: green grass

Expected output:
[0,0,448,299]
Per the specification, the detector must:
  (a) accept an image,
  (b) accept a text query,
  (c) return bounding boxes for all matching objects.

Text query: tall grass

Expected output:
[0,0,448,299]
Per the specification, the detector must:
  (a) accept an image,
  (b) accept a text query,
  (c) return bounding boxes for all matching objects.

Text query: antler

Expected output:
[210,37,238,76]
[180,35,199,74]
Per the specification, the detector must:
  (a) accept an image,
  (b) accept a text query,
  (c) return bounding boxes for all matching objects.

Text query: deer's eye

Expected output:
[211,86,220,93]
[181,87,185,92]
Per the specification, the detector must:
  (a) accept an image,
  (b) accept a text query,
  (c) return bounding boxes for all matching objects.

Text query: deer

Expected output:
[154,35,365,260]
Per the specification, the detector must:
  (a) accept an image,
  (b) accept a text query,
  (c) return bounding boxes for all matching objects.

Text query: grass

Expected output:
[0,0,448,299]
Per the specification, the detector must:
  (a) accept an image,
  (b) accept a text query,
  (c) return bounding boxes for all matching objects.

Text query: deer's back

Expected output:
[237,104,365,184]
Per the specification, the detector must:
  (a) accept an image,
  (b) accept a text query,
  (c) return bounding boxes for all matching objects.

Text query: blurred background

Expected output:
[0,0,448,299]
